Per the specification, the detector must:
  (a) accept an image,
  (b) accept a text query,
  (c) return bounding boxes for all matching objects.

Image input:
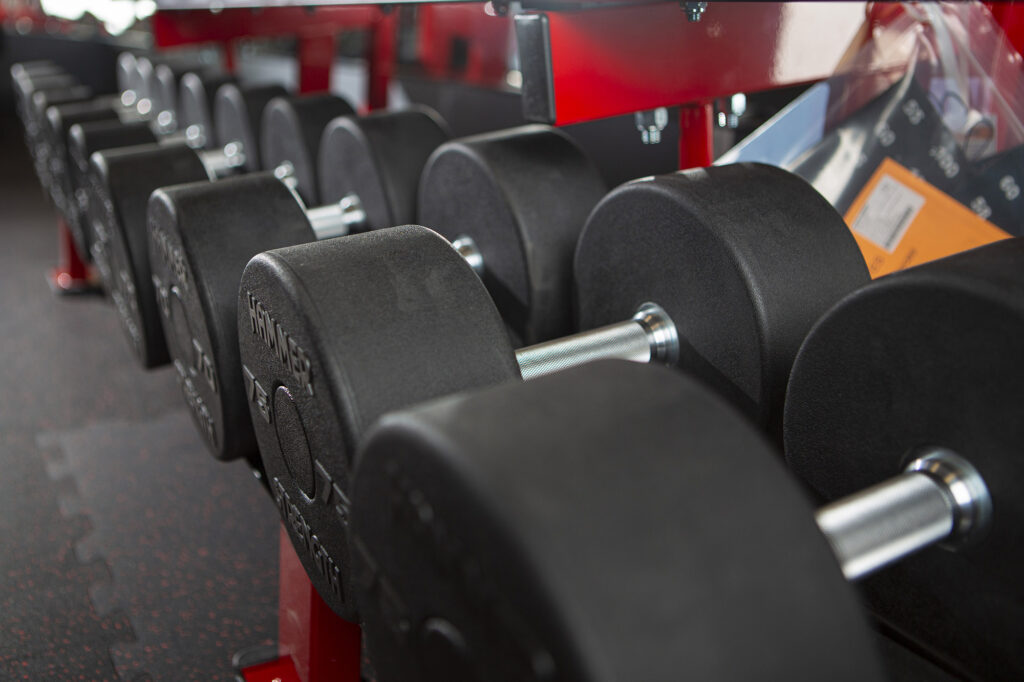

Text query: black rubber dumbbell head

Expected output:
[15,72,79,129]
[178,71,236,149]
[44,97,125,212]
[89,143,210,366]
[260,94,355,205]
[25,86,91,152]
[418,124,606,345]
[574,162,870,431]
[67,119,158,262]
[214,83,289,173]
[153,108,449,464]
[351,360,885,682]
[149,173,315,465]
[784,237,1024,680]
[237,226,518,619]
[318,105,452,227]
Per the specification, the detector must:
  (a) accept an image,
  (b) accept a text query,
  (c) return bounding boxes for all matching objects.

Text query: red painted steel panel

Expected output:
[152,6,381,46]
[277,526,361,682]
[419,3,511,85]
[537,2,871,125]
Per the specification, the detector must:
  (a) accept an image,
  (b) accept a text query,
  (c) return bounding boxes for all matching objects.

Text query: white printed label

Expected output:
[849,174,925,253]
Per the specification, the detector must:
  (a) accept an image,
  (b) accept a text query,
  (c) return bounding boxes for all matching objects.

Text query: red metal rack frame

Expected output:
[514,1,874,168]
[240,526,361,682]
[152,6,397,101]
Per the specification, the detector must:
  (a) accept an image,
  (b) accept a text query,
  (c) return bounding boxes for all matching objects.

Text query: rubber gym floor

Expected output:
[0,110,278,681]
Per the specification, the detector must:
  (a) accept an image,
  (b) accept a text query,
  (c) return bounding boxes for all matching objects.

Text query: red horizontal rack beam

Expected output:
[152,6,382,46]
[152,6,395,102]
[516,1,875,126]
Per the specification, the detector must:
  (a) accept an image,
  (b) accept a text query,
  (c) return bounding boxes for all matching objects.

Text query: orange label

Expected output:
[843,158,1011,278]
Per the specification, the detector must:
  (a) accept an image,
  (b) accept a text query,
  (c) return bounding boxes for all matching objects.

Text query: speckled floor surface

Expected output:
[0,113,279,681]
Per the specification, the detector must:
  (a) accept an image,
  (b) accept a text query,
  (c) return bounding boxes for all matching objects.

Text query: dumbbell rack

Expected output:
[23,1,1024,679]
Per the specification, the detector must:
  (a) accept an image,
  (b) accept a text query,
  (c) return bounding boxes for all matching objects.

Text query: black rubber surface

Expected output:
[88,142,210,368]
[44,97,122,213]
[784,237,1024,681]
[418,124,606,345]
[152,63,185,121]
[148,172,314,464]
[22,86,93,202]
[17,74,81,133]
[238,225,518,619]
[67,119,158,261]
[0,116,277,680]
[178,72,235,149]
[574,163,870,435]
[213,83,289,173]
[17,72,77,112]
[259,94,355,205]
[317,106,451,228]
[351,361,884,682]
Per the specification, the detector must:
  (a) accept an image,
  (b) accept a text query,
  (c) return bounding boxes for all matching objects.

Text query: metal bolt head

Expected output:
[683,1,708,22]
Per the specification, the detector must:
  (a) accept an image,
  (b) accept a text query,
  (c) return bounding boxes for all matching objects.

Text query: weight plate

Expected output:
[149,172,313,463]
[259,94,355,205]
[67,119,157,261]
[574,163,870,433]
[237,224,517,619]
[784,237,1024,680]
[89,143,209,367]
[352,360,883,682]
[178,72,236,149]
[418,125,606,346]
[318,106,451,229]
[213,83,289,173]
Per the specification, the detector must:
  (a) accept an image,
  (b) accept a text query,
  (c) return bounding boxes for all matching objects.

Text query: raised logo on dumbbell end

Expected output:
[242,365,271,424]
[273,477,344,601]
[173,359,216,445]
[150,223,188,291]
[245,291,313,395]
[110,274,140,350]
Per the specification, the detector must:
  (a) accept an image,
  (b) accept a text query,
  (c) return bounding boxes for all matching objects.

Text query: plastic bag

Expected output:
[790,2,1024,241]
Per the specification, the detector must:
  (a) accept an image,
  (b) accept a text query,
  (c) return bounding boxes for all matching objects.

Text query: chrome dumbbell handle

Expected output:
[815,449,992,580]
[197,141,247,180]
[447,231,680,381]
[275,162,367,240]
[515,304,679,381]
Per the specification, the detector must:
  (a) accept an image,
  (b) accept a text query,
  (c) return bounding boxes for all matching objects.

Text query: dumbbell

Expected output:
[12,62,77,133]
[131,53,222,132]
[148,106,451,468]
[66,81,288,269]
[236,163,870,619]
[91,93,355,368]
[13,69,90,186]
[153,122,604,469]
[349,354,1005,681]
[411,124,607,345]
[784,237,1024,680]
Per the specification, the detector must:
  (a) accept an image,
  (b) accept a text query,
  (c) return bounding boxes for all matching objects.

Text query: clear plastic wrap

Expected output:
[782,2,1024,275]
